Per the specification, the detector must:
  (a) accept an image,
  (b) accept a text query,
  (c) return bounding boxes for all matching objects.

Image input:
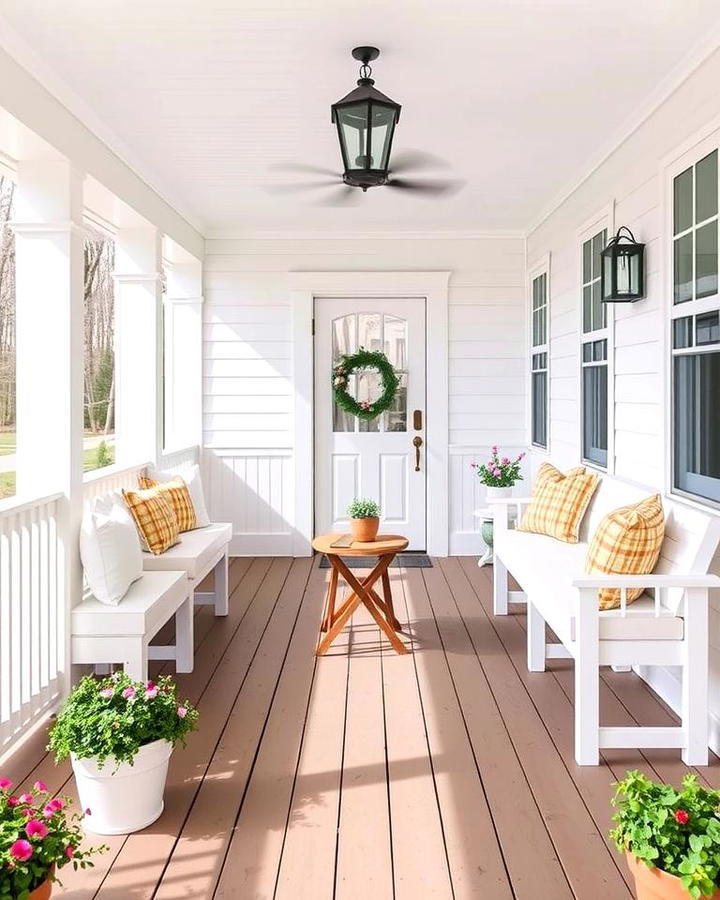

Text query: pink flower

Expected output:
[25,819,48,839]
[491,445,498,455]
[121,686,136,700]
[519,451,526,460]
[501,457,510,465]
[177,706,188,719]
[19,793,33,804]
[20,808,33,818]
[0,778,12,790]
[65,845,76,859]
[33,781,47,792]
[6,796,19,807]
[146,686,158,699]
[48,798,64,812]
[99,687,114,699]
[9,839,33,862]
[42,804,56,818]
[84,808,92,816]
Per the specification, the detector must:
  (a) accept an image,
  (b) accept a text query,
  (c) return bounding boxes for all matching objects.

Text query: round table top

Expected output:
[312,533,409,557]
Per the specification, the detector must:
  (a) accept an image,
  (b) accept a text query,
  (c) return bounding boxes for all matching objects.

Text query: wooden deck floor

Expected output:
[6,556,720,899]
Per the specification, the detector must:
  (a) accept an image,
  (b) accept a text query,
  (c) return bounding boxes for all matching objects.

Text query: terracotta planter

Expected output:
[626,851,720,900]
[29,868,54,900]
[350,516,379,542]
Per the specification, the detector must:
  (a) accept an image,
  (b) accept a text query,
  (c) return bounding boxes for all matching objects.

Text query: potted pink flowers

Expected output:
[48,673,198,835]
[0,778,104,899]
[471,446,526,499]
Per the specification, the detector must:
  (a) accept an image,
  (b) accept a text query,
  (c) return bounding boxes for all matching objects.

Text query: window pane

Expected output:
[357,369,381,433]
[583,364,608,467]
[674,233,693,304]
[383,315,407,369]
[0,177,15,499]
[674,352,720,502]
[385,372,407,433]
[673,316,693,349]
[697,311,720,346]
[583,240,591,284]
[358,312,382,353]
[531,371,547,448]
[83,234,115,472]
[696,220,718,299]
[582,342,592,363]
[592,231,605,281]
[583,285,592,333]
[332,314,356,433]
[674,166,693,235]
[592,279,605,331]
[696,150,718,224]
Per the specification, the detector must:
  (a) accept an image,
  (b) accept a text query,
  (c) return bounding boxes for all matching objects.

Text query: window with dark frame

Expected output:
[581,228,608,468]
[671,148,720,504]
[531,271,548,448]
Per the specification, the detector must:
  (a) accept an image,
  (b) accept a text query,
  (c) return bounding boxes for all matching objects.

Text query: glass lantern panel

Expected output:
[615,250,633,297]
[336,103,371,171]
[696,150,718,224]
[696,220,718,299]
[369,104,396,170]
[602,251,614,300]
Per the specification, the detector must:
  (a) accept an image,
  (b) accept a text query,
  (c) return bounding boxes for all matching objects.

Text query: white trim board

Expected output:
[290,270,450,557]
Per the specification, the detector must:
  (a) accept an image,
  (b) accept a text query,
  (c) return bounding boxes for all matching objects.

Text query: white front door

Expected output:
[314,297,427,550]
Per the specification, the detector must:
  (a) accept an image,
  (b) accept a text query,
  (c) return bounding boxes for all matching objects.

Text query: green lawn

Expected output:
[0,431,15,456]
[0,471,15,499]
[0,439,115,501]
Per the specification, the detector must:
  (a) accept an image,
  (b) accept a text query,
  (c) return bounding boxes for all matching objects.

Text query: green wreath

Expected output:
[332,348,399,421]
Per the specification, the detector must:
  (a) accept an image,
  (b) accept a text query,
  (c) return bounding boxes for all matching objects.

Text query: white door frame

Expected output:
[290,270,450,557]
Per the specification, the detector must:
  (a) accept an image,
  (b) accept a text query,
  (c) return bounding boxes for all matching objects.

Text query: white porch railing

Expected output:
[82,461,148,502]
[0,491,63,754]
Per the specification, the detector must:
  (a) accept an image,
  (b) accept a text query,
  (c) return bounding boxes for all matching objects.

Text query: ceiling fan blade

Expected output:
[263,179,340,195]
[389,150,451,173]
[314,185,361,207]
[267,162,340,178]
[386,177,465,196]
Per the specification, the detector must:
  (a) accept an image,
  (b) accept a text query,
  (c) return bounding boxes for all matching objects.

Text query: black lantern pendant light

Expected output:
[600,226,646,302]
[331,47,401,191]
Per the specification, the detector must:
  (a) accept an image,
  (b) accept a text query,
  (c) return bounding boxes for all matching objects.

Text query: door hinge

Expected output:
[311,318,315,336]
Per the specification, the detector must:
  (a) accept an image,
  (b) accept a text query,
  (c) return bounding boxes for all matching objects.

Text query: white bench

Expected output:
[492,474,720,766]
[140,522,232,616]
[71,570,193,681]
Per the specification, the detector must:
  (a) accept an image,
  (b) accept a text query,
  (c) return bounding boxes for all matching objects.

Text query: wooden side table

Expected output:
[312,533,409,656]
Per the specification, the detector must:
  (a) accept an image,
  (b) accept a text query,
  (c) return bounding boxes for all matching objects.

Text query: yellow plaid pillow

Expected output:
[122,488,180,555]
[585,494,665,610]
[518,463,599,543]
[138,475,197,533]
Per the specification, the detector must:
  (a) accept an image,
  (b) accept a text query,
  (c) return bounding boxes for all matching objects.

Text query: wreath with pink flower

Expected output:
[332,348,399,421]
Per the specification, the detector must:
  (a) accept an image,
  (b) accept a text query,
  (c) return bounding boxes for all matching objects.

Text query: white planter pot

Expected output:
[71,738,173,835]
[485,486,513,501]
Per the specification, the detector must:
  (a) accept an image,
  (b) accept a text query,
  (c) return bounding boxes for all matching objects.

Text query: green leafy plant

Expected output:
[0,779,104,900]
[48,673,198,769]
[332,348,399,421]
[611,770,720,898]
[347,498,381,519]
[94,440,113,469]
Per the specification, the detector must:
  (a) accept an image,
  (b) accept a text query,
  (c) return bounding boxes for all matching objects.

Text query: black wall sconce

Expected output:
[600,226,645,302]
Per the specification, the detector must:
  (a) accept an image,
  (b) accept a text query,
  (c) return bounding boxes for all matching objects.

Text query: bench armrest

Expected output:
[572,574,720,589]
[490,497,531,531]
[486,497,532,506]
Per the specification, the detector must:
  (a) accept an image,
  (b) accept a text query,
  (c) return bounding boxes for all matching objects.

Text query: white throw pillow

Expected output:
[80,494,143,606]
[146,462,210,528]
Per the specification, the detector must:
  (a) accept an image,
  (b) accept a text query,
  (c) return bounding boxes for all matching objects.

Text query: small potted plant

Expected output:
[48,673,198,836]
[0,778,104,898]
[347,498,381,542]
[611,770,720,899]
[471,446,526,500]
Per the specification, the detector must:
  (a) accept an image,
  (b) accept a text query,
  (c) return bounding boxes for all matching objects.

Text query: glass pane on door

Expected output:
[332,314,356,432]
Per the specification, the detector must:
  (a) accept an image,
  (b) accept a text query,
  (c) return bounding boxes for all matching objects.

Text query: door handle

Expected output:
[413,436,423,472]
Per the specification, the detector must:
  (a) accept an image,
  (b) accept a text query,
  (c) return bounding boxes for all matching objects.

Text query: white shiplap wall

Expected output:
[526,47,720,750]
[203,235,526,555]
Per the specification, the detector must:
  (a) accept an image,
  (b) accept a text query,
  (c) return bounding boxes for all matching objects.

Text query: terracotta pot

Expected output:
[350,516,379,542]
[29,869,54,900]
[626,851,720,900]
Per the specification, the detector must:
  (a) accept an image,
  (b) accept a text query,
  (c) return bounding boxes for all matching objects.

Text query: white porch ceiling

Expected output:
[0,0,718,234]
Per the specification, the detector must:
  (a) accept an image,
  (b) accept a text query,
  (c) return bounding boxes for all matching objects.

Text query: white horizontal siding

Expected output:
[204,234,526,554]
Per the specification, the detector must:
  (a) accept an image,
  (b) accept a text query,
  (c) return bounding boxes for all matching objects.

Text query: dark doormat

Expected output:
[320,553,432,569]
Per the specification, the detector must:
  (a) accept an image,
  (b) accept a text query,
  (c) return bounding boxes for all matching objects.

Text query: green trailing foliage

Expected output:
[611,770,720,898]
[347,497,381,519]
[332,348,399,421]
[48,673,198,770]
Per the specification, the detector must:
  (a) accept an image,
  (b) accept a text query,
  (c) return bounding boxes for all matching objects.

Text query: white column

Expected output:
[163,259,203,451]
[12,158,85,693]
[114,227,163,466]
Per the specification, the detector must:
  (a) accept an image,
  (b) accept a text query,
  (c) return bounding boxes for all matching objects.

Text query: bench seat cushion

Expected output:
[140,522,232,580]
[495,529,683,643]
[73,570,188,637]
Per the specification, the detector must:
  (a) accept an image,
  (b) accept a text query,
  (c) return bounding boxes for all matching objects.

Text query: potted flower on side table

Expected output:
[347,498,381,542]
[1,778,104,899]
[48,673,198,836]
[611,770,720,899]
[471,445,526,500]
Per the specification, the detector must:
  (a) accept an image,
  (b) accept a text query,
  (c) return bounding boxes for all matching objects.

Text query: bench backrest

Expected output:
[578,473,720,615]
